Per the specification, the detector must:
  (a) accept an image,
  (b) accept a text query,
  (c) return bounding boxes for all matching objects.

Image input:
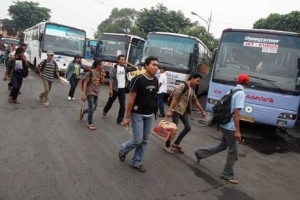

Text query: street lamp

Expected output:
[191,11,212,34]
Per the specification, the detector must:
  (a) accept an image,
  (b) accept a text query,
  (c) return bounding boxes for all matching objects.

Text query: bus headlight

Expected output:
[278,113,296,120]
[207,98,219,105]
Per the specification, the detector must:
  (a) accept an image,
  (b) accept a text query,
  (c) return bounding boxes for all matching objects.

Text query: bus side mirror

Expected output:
[211,48,218,64]
[38,33,43,42]
[298,58,300,69]
[125,43,129,50]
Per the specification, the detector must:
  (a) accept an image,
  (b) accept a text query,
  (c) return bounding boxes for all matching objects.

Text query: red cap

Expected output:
[237,74,250,85]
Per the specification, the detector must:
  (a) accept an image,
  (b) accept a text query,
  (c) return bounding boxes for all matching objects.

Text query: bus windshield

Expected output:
[0,38,19,45]
[213,31,300,94]
[141,34,196,72]
[96,34,129,60]
[43,24,86,57]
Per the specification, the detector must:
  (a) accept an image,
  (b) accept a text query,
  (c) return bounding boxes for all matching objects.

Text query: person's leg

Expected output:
[165,111,180,148]
[68,75,76,98]
[120,113,144,156]
[131,115,153,167]
[157,93,165,116]
[173,112,191,145]
[222,128,238,180]
[103,90,118,114]
[10,75,18,100]
[117,88,126,123]
[41,78,50,102]
[87,95,95,125]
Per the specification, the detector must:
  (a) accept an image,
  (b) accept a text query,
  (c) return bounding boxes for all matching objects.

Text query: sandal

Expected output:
[221,175,239,184]
[164,147,174,154]
[172,144,185,153]
[131,165,146,172]
[87,124,96,130]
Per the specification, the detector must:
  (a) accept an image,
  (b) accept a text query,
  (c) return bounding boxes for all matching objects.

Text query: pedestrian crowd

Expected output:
[2,46,250,184]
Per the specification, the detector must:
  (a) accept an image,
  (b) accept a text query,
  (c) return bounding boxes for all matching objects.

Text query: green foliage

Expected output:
[136,4,192,34]
[253,11,300,32]
[1,18,18,36]
[96,8,140,37]
[8,1,51,32]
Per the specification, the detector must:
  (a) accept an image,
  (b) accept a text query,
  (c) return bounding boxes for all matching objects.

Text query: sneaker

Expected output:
[72,97,76,100]
[68,96,71,101]
[131,165,146,172]
[43,101,50,107]
[80,108,84,121]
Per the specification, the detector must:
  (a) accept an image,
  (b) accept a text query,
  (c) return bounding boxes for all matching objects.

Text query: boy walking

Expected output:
[119,56,159,172]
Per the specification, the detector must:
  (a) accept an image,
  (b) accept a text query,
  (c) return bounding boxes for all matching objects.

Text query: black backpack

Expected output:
[212,89,242,125]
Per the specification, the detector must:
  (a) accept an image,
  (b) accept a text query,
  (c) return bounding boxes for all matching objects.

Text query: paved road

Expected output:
[0,65,299,200]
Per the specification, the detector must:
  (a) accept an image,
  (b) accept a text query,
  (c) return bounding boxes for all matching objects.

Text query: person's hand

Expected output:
[81,93,87,102]
[235,131,242,142]
[109,89,113,97]
[123,117,130,127]
[201,111,206,119]
[167,109,173,118]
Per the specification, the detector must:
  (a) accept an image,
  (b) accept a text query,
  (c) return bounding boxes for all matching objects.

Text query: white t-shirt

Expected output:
[158,72,168,93]
[117,65,126,88]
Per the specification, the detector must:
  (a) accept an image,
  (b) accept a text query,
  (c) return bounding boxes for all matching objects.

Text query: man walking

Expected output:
[165,72,206,154]
[37,51,62,107]
[119,56,159,172]
[157,66,167,117]
[194,74,250,184]
[102,54,137,125]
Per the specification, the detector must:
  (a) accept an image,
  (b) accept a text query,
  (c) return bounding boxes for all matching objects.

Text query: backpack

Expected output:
[40,59,57,72]
[212,89,242,125]
[167,82,189,106]
[81,70,93,91]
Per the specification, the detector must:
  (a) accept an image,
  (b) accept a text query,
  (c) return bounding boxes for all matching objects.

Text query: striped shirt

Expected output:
[40,59,58,81]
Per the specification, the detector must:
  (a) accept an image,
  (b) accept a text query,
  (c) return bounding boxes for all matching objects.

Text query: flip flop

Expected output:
[87,124,96,130]
[172,144,185,153]
[164,147,174,154]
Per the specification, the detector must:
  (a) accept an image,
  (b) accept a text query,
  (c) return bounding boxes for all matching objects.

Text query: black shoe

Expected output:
[131,165,146,172]
[18,92,21,94]
[157,114,165,117]
[119,150,126,162]
[195,151,201,164]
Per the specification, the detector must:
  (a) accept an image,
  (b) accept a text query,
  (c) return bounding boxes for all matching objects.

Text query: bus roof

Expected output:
[222,28,300,37]
[148,32,210,53]
[99,32,145,41]
[24,21,86,33]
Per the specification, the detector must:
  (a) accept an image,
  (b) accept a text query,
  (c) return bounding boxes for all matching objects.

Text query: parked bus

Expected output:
[94,33,145,80]
[206,28,300,129]
[24,21,86,74]
[140,32,212,95]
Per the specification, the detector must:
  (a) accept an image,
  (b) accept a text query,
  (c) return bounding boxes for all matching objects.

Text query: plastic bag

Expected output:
[153,120,178,140]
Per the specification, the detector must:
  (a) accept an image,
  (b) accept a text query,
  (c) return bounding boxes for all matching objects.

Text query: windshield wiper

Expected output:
[249,75,285,94]
[54,50,78,57]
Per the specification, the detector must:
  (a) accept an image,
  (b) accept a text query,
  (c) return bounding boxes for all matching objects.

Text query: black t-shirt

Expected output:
[131,75,159,115]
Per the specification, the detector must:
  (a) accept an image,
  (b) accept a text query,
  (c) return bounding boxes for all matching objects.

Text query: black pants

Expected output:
[10,74,23,100]
[103,88,126,123]
[68,74,79,98]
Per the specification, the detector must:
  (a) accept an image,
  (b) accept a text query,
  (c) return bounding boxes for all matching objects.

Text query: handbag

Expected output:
[153,120,178,140]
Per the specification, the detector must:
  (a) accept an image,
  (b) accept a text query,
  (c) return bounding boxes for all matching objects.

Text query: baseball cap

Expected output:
[47,51,54,56]
[237,74,250,85]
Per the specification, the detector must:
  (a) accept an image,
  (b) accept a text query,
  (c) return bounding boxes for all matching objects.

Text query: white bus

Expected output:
[24,21,86,74]
[94,33,145,80]
[141,32,212,95]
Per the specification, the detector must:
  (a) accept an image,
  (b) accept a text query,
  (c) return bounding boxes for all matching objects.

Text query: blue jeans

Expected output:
[83,95,98,125]
[157,93,165,116]
[10,74,23,100]
[165,111,191,147]
[195,127,238,179]
[120,113,153,167]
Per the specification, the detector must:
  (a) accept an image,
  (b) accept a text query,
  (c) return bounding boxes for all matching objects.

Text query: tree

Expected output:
[1,18,18,36]
[95,8,140,37]
[181,24,219,52]
[253,11,300,32]
[137,4,192,35]
[8,1,51,32]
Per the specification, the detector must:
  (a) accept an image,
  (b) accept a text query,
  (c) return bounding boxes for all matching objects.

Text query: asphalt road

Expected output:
[0,64,299,200]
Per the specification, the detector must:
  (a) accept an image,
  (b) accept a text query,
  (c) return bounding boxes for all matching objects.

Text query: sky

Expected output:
[1,0,299,39]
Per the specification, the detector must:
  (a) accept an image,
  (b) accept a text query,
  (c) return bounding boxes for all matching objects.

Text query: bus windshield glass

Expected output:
[43,24,86,56]
[213,31,300,94]
[141,34,195,71]
[96,34,130,59]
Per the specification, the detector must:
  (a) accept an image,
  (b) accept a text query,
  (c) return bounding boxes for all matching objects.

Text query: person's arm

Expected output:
[37,61,43,77]
[123,91,137,127]
[108,67,115,96]
[234,108,242,141]
[81,72,90,102]
[194,100,206,118]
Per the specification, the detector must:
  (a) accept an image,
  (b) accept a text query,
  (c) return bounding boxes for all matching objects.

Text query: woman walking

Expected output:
[65,55,84,100]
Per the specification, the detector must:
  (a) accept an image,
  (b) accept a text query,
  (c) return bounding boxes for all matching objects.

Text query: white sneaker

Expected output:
[43,101,49,107]
[68,96,71,101]
[72,97,75,100]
